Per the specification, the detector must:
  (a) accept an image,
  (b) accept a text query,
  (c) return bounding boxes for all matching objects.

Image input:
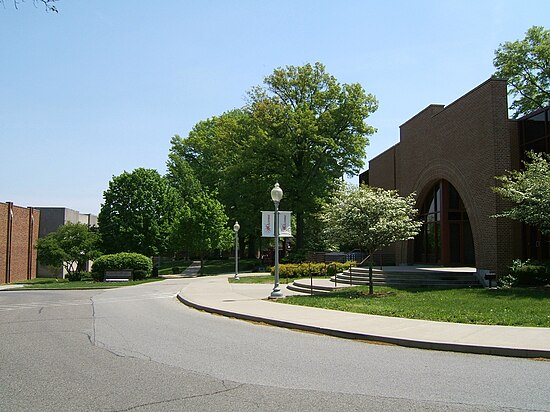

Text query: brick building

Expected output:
[36,207,98,278]
[361,78,549,275]
[1,202,40,284]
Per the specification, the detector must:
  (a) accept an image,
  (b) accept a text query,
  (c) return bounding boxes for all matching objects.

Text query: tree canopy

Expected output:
[248,62,378,248]
[170,190,233,272]
[36,222,100,276]
[167,110,270,256]
[168,63,378,253]
[494,26,550,118]
[493,151,550,234]
[322,184,421,254]
[322,184,421,294]
[98,168,180,256]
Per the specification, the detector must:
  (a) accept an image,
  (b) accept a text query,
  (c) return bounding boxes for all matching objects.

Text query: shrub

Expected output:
[66,271,82,282]
[91,252,153,281]
[272,261,355,279]
[172,266,181,274]
[507,259,550,287]
[133,270,148,280]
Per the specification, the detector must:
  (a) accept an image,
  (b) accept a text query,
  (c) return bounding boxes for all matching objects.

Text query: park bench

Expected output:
[104,269,133,282]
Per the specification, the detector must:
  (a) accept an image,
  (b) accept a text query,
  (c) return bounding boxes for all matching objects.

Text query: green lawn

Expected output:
[281,286,550,327]
[15,277,164,289]
[229,275,290,284]
[157,259,191,275]
[201,259,261,275]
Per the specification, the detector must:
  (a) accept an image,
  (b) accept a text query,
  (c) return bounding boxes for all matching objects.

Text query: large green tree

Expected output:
[247,62,378,248]
[494,26,550,118]
[168,63,378,252]
[322,184,421,294]
[98,168,180,256]
[494,151,550,234]
[170,191,233,272]
[168,110,271,257]
[36,222,100,277]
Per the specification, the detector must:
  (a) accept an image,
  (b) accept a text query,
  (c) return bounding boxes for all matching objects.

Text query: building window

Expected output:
[415,180,475,266]
[520,108,549,156]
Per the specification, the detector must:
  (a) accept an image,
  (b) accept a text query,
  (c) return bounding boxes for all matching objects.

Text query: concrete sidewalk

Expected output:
[177,274,550,359]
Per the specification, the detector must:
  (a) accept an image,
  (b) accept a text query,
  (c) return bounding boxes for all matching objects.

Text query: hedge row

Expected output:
[91,252,153,281]
[271,261,355,279]
[510,263,550,286]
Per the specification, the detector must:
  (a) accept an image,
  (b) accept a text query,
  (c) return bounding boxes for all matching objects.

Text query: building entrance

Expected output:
[414,180,475,266]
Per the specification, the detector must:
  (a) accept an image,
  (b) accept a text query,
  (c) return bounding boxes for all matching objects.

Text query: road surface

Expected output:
[1,279,548,411]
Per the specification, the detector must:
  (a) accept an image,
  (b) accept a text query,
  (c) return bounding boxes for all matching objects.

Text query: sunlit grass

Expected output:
[281,286,550,327]
[15,277,163,289]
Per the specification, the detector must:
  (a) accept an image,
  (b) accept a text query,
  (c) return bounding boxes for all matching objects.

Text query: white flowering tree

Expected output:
[494,151,550,234]
[322,184,422,294]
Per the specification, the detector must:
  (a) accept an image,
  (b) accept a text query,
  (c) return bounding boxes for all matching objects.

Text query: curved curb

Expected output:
[176,293,550,359]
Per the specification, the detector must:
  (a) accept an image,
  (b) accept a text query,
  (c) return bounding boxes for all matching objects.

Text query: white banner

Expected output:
[261,211,292,237]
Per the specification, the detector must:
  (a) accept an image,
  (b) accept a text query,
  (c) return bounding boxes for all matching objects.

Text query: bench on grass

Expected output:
[104,269,133,282]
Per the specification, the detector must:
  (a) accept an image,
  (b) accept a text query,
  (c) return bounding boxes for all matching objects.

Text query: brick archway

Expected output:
[411,161,478,267]
[414,180,475,266]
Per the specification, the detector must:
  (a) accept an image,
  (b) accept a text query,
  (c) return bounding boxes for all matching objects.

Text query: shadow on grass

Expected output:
[307,285,550,300]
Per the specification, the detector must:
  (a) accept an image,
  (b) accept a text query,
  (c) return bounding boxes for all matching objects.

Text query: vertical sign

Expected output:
[261,211,292,237]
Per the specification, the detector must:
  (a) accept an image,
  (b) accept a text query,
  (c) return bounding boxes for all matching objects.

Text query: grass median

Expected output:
[280,286,550,327]
[15,277,164,289]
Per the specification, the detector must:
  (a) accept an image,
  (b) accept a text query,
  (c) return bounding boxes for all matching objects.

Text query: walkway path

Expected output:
[177,273,550,358]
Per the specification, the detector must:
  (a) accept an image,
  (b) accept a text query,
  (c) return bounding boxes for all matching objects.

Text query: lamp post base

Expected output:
[269,288,284,299]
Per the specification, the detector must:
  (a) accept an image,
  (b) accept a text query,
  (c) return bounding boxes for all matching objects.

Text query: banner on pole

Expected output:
[261,211,292,237]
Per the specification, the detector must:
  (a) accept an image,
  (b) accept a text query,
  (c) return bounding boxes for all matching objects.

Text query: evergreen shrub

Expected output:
[91,252,153,281]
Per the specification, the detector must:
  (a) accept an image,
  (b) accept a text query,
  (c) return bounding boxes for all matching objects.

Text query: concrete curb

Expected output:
[176,292,550,359]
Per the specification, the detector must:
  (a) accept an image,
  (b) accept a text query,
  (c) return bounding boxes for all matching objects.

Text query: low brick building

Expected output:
[36,207,98,278]
[362,78,549,275]
[0,202,40,284]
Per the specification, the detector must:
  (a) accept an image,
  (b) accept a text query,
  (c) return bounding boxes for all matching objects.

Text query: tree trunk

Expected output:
[247,235,256,259]
[296,210,304,250]
[368,250,374,295]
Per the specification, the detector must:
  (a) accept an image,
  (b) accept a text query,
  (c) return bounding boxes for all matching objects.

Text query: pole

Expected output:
[270,200,283,298]
[234,229,239,280]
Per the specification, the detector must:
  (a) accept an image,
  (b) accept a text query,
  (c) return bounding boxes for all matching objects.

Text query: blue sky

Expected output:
[1,1,548,214]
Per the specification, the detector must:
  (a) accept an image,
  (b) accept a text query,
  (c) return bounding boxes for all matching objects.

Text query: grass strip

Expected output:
[281,286,550,327]
[16,278,164,289]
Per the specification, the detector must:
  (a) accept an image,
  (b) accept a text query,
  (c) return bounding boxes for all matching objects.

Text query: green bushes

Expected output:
[502,259,550,287]
[272,261,355,279]
[91,253,153,281]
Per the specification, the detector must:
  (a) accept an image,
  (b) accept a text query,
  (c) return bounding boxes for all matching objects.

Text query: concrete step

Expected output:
[287,278,347,295]
[334,267,481,288]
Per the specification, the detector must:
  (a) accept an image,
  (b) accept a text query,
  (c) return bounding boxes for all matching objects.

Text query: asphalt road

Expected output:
[0,279,549,411]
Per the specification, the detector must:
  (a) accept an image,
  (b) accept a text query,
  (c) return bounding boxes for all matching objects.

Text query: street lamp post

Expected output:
[233,221,240,280]
[270,183,283,298]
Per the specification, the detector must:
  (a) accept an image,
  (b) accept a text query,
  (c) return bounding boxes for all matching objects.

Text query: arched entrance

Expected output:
[414,180,475,266]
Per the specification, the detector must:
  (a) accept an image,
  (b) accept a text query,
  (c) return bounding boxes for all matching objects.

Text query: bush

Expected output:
[91,252,153,281]
[133,270,148,280]
[66,271,82,282]
[172,266,181,274]
[272,261,355,279]
[507,259,550,287]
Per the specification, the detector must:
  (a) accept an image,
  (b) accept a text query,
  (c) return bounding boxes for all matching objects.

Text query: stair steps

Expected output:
[286,266,481,294]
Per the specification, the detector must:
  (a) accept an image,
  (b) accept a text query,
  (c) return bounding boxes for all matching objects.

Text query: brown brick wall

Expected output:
[369,79,516,274]
[0,202,40,284]
[0,203,7,283]
[368,146,396,190]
